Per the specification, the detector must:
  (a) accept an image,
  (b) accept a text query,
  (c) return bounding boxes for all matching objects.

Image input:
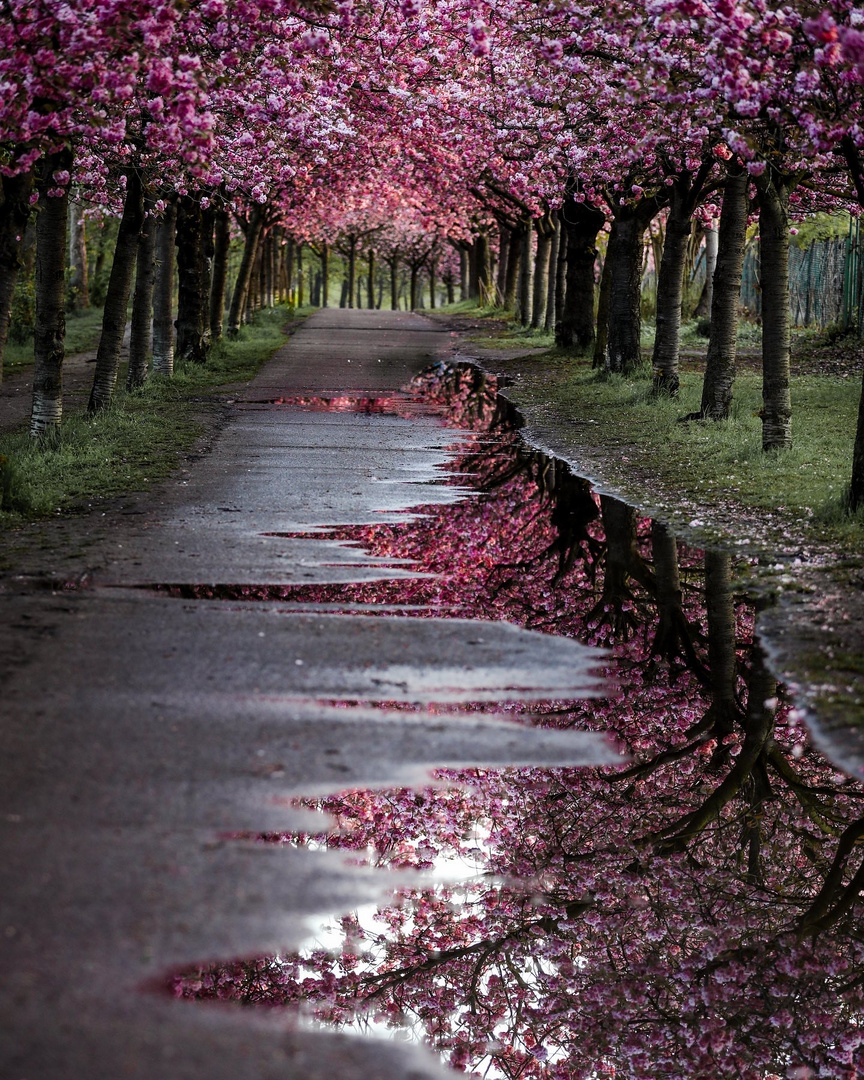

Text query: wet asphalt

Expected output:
[0,309,614,1079]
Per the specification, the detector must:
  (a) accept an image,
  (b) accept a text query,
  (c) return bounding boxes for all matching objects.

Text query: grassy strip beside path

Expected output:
[0,306,307,521]
[4,306,106,377]
[444,306,862,559]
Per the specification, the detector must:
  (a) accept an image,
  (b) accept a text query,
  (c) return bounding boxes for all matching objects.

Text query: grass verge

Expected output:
[0,305,307,522]
[448,306,863,555]
[3,306,106,376]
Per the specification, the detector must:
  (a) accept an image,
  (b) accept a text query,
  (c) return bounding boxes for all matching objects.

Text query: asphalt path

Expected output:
[1,309,614,1079]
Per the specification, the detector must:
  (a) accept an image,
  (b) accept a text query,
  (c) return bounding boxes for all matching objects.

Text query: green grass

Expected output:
[442,302,863,549]
[0,305,306,522]
[3,306,106,376]
[511,350,861,547]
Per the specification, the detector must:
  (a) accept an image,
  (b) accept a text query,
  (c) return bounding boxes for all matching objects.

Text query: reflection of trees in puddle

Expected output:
[170,365,864,1078]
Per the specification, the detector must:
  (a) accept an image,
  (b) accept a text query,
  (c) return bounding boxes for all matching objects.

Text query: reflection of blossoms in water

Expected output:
[170,365,864,1079]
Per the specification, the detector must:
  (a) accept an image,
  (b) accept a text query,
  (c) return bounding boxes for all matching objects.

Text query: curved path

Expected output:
[1,309,612,1079]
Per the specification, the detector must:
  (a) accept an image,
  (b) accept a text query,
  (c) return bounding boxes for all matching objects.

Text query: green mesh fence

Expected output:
[740,219,864,332]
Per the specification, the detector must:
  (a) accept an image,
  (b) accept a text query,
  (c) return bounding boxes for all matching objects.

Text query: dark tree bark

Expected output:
[649,522,709,681]
[67,194,89,311]
[468,240,479,300]
[704,550,739,737]
[445,273,454,304]
[531,218,552,329]
[517,221,533,325]
[459,245,469,301]
[476,232,492,304]
[544,211,560,334]
[841,136,864,509]
[320,241,329,307]
[694,224,719,318]
[557,200,605,353]
[503,223,522,310]
[606,200,660,374]
[201,204,215,337]
[700,165,748,420]
[127,194,157,390]
[593,240,613,368]
[367,248,375,308]
[285,234,295,302]
[410,263,420,310]
[296,243,304,307]
[152,198,177,376]
[346,235,356,309]
[173,195,210,365]
[0,169,35,382]
[651,198,692,395]
[755,169,793,450]
[89,167,144,412]
[428,256,437,309]
[652,162,714,395]
[227,204,263,337]
[31,150,72,436]
[554,221,568,340]
[339,278,348,308]
[496,225,510,303]
[389,255,399,310]
[209,208,230,342]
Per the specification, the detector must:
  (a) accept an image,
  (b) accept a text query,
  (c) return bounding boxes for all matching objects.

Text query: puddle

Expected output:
[165,364,864,1077]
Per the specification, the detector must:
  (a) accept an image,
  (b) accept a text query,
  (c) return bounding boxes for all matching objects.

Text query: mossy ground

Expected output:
[0,305,308,522]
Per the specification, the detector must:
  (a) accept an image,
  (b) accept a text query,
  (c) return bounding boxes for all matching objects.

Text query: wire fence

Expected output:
[740,221,864,333]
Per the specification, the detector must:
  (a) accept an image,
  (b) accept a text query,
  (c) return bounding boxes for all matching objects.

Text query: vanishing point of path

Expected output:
[0,309,612,1079]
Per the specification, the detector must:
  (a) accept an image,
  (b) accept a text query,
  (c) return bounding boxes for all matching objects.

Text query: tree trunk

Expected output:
[227,205,263,337]
[296,243,304,307]
[504,224,522,310]
[694,224,719,318]
[88,167,144,412]
[476,233,491,305]
[700,166,748,420]
[544,212,560,334]
[127,194,157,390]
[320,241,329,307]
[557,201,605,353]
[31,151,72,436]
[67,194,89,311]
[593,241,613,367]
[756,171,792,450]
[531,223,552,329]
[704,550,738,736]
[651,187,694,396]
[468,241,479,300]
[347,236,356,309]
[554,222,568,340]
[428,257,437,309]
[367,249,375,308]
[607,206,655,374]
[339,278,348,308]
[209,208,230,342]
[446,275,454,305]
[517,222,533,325]
[174,195,209,365]
[152,198,177,376]
[0,170,34,382]
[459,246,469,301]
[285,235,295,302]
[410,264,419,310]
[390,257,399,310]
[496,226,509,303]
